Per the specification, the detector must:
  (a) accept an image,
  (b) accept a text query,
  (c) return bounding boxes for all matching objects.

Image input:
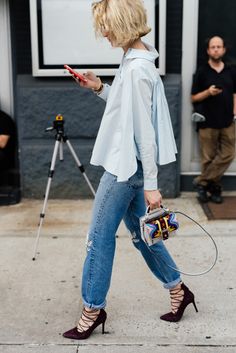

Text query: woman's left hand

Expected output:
[72,71,102,91]
[144,189,162,210]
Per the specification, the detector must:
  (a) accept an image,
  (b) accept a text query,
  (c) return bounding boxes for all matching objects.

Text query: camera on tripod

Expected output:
[46,114,65,133]
[32,114,96,260]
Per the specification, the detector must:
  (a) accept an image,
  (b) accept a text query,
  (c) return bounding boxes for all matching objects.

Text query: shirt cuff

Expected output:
[96,83,110,101]
[144,178,158,190]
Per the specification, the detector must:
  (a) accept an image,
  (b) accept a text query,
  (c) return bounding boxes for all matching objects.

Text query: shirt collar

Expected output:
[207,62,228,72]
[124,42,159,63]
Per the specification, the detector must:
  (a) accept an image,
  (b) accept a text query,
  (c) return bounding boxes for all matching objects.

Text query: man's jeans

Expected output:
[82,162,181,309]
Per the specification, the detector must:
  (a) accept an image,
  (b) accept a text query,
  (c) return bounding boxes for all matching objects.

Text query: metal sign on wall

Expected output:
[29,0,166,76]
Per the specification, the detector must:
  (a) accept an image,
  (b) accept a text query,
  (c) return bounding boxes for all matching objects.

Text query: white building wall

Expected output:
[0,0,13,116]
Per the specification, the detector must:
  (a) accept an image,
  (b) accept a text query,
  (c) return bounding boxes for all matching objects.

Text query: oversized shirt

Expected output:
[90,43,177,190]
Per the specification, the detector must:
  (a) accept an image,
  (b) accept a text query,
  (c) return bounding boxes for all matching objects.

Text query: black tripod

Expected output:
[32,114,96,260]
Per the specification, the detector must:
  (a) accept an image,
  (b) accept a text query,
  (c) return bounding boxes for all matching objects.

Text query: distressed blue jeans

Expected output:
[82,162,181,309]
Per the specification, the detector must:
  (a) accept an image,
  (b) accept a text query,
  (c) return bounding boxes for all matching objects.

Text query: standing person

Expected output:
[0,109,16,173]
[191,36,236,203]
[63,0,197,340]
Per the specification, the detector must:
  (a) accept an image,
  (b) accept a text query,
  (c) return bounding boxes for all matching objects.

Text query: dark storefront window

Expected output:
[198,0,236,67]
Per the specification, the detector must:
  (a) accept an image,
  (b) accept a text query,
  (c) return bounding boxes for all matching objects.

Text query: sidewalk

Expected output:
[0,194,236,353]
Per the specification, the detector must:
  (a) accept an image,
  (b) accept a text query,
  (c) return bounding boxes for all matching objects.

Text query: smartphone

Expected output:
[64,64,87,82]
[214,85,223,90]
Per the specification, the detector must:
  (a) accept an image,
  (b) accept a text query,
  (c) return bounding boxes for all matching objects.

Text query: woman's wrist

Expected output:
[93,78,104,94]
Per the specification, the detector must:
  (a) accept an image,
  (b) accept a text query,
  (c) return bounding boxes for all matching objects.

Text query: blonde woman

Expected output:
[63,0,197,340]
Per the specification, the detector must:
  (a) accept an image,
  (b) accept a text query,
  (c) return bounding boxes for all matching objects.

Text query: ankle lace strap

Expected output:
[169,286,184,314]
[77,308,100,332]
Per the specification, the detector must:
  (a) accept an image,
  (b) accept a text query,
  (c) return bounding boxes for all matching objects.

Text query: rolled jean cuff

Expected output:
[82,298,106,310]
[163,277,182,290]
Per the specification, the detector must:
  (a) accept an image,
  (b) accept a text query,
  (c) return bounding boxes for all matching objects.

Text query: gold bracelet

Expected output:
[93,80,104,94]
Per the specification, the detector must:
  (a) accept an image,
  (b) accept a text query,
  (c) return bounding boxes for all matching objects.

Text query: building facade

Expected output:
[0,0,235,200]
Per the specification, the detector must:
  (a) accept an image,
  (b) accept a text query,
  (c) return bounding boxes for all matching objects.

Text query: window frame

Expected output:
[29,0,166,77]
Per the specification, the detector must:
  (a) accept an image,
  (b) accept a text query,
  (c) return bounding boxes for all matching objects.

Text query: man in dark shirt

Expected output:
[0,110,16,172]
[191,36,236,203]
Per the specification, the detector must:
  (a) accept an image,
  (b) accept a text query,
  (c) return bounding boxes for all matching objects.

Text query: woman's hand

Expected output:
[144,189,162,210]
[74,71,102,91]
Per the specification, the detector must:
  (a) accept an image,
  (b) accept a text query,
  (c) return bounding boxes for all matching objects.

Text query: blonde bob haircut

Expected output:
[92,0,151,47]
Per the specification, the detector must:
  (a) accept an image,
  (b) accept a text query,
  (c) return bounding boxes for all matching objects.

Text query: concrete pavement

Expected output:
[0,193,236,353]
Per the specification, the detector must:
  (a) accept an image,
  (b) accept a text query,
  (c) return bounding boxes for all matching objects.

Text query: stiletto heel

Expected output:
[63,308,107,340]
[160,283,198,322]
[193,300,198,313]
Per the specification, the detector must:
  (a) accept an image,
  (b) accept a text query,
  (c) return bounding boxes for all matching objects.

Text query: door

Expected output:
[197,0,236,174]
[181,0,236,177]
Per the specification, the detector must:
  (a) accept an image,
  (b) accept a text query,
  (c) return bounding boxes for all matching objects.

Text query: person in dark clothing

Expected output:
[0,110,16,172]
[191,36,236,203]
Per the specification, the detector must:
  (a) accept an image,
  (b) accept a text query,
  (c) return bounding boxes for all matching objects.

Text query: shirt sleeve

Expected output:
[231,67,236,93]
[0,111,14,136]
[130,71,158,190]
[191,68,205,95]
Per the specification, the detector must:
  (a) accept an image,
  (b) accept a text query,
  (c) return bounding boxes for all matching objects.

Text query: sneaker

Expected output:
[208,183,223,204]
[193,181,209,203]
[210,194,223,203]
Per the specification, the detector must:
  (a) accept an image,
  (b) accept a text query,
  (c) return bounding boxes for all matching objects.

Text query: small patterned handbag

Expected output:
[140,207,179,246]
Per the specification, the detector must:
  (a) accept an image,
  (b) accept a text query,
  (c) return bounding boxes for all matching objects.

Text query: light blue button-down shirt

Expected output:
[90,43,177,190]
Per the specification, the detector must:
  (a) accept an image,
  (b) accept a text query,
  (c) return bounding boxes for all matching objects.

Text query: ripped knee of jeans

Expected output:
[130,230,140,244]
[86,233,93,252]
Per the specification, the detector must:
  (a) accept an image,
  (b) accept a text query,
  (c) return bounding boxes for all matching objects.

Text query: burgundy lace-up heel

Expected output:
[63,308,107,340]
[160,283,198,322]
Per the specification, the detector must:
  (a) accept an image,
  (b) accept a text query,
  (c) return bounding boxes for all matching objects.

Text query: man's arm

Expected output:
[191,85,222,103]
[233,93,236,116]
[0,135,10,149]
